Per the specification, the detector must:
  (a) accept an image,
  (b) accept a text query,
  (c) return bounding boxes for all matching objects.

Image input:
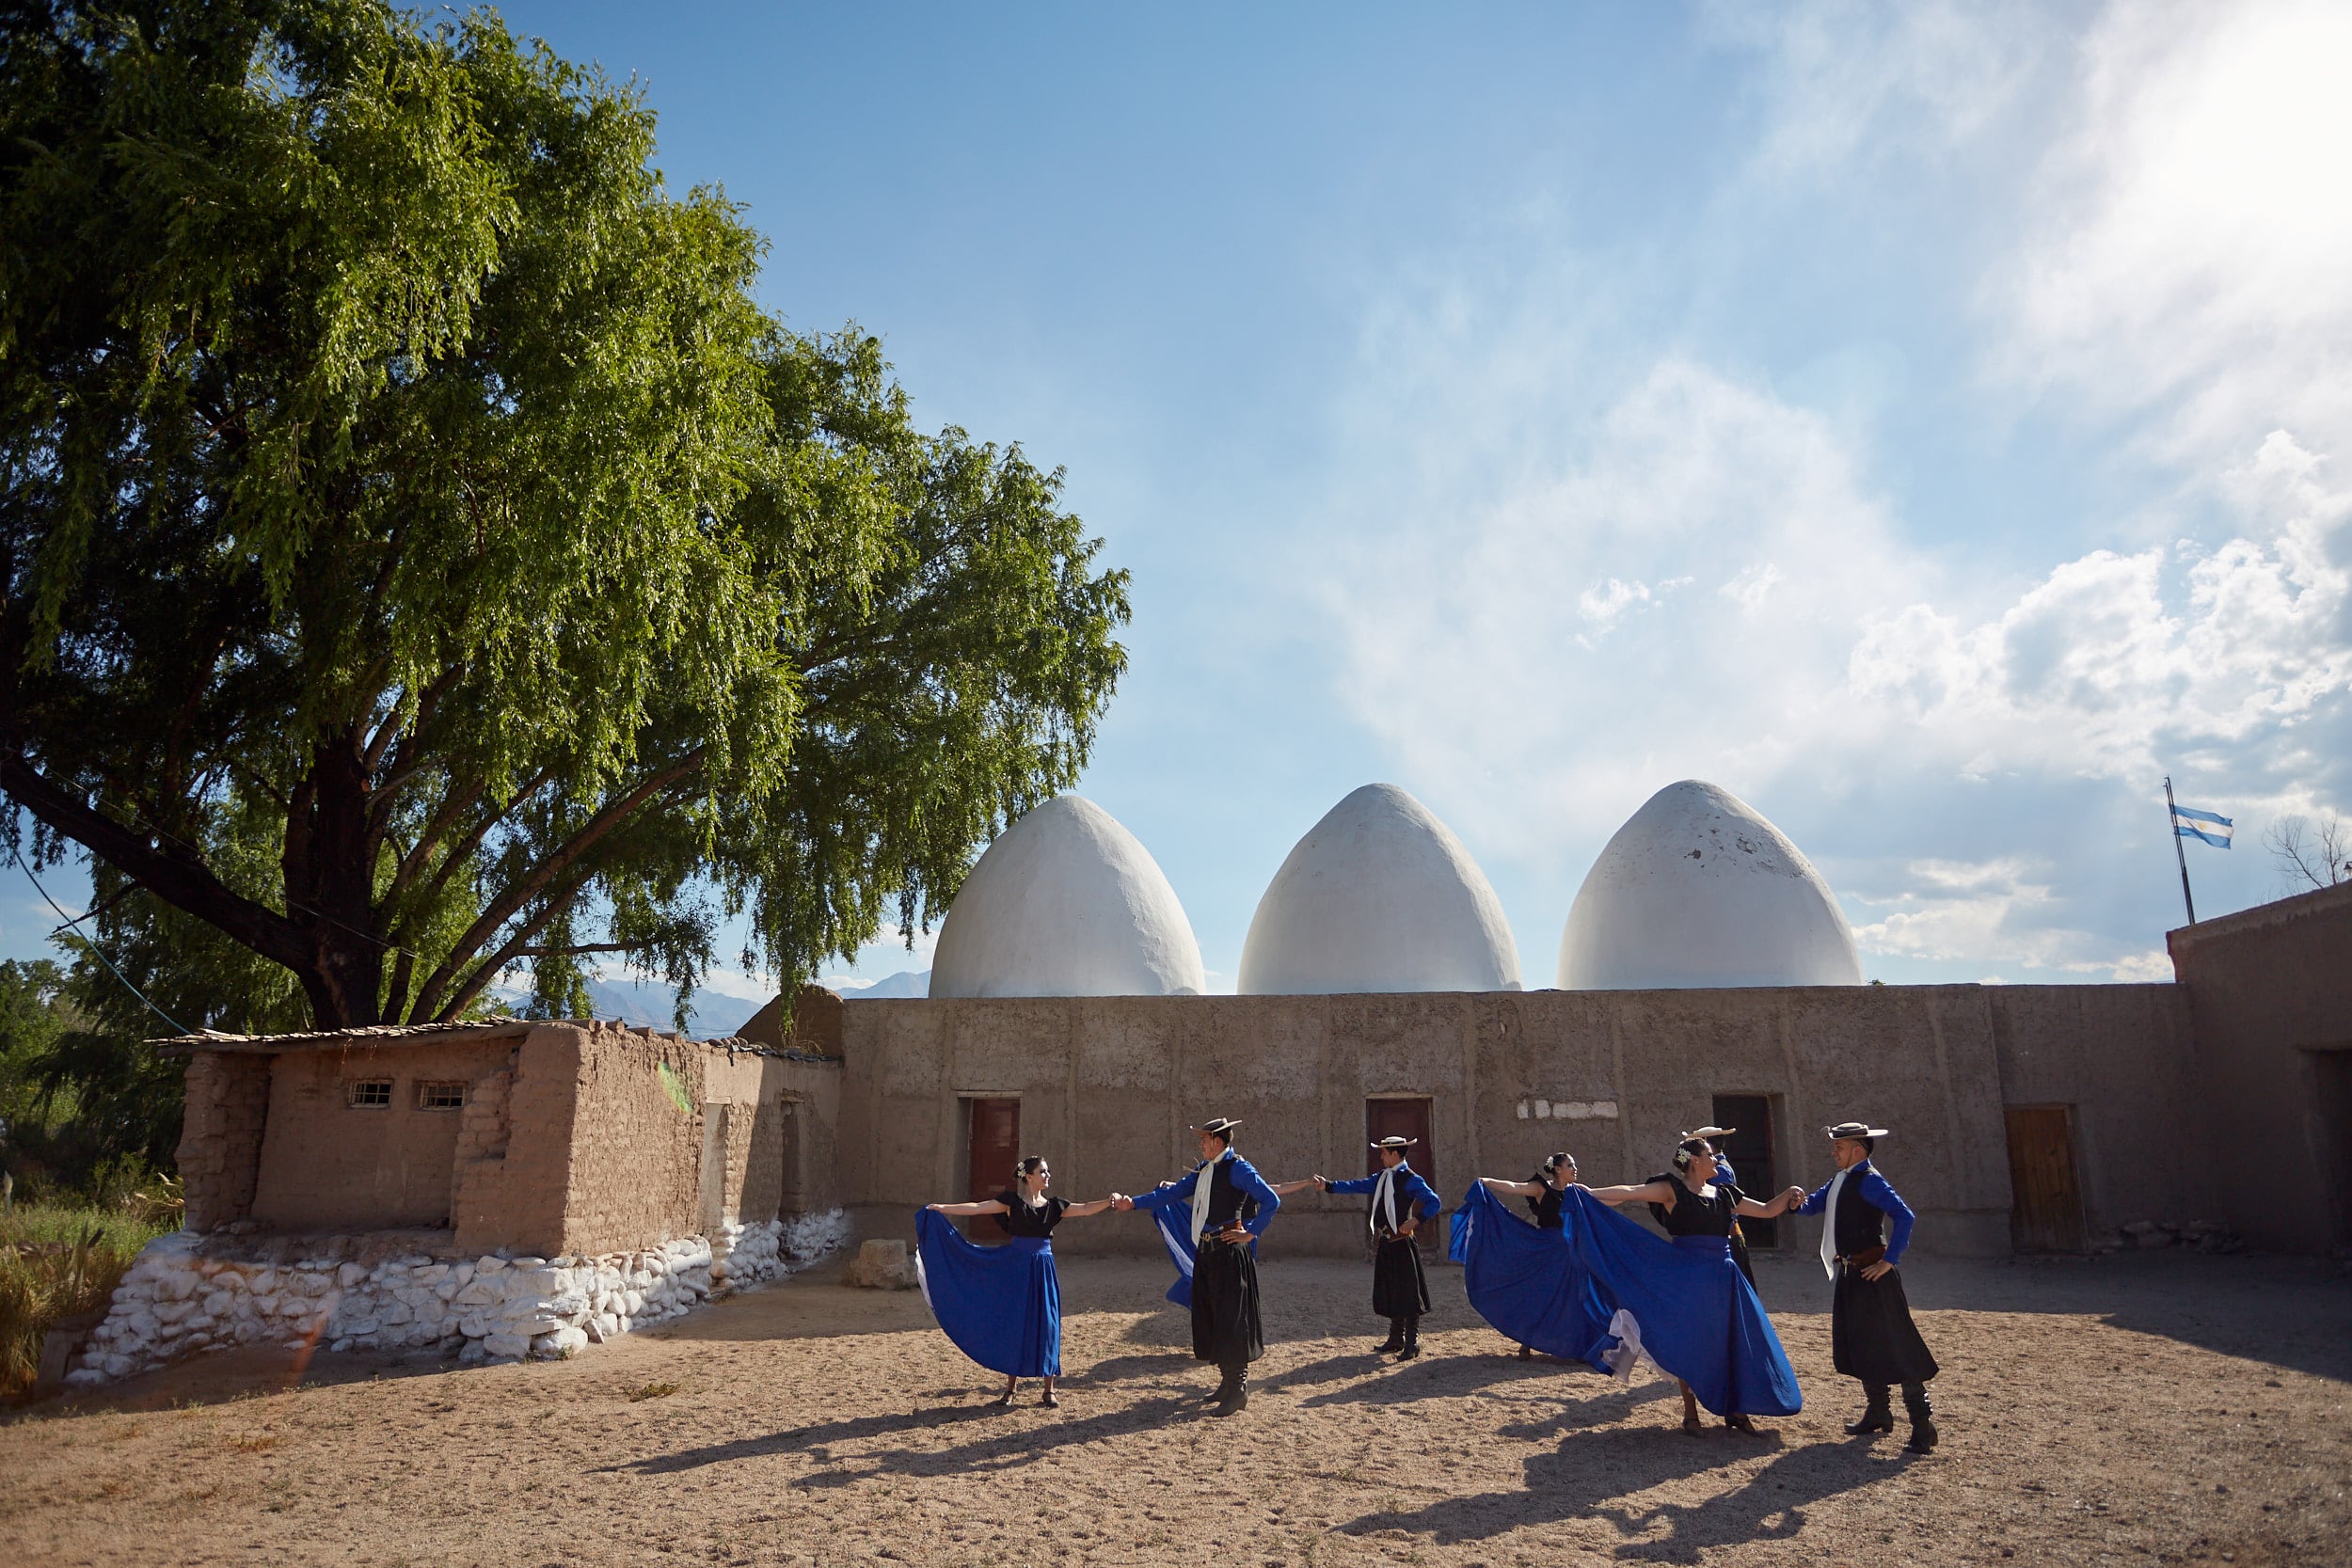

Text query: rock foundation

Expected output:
[66,1208,850,1389]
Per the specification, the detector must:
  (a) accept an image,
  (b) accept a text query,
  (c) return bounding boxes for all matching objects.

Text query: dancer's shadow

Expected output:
[1296,1357,1644,1411]
[603,1393,1200,1482]
[1340,1428,1903,1552]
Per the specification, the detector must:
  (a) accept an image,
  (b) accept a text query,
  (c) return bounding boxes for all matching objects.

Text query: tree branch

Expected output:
[0,752,310,972]
[404,746,706,1020]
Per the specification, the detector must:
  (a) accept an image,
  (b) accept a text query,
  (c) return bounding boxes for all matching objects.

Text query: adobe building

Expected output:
[63,799,2352,1390]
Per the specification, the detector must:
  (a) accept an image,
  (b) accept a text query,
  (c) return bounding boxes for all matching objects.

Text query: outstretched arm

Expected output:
[1060,1196,1120,1218]
[1477,1177,1544,1197]
[926,1199,1009,1217]
[1581,1180,1676,1207]
[1733,1187,1804,1220]
[1124,1169,1200,1213]
[1266,1178,1321,1196]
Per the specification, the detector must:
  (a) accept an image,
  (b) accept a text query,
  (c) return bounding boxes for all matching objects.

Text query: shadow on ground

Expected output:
[1342,1426,1911,1558]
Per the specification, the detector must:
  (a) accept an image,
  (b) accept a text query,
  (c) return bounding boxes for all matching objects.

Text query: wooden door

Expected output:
[964,1098,1020,1244]
[2005,1105,2088,1253]
[1365,1098,1438,1250]
[1711,1094,1778,1248]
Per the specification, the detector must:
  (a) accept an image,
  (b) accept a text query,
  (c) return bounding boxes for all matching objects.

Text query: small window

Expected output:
[346,1079,393,1108]
[416,1080,467,1111]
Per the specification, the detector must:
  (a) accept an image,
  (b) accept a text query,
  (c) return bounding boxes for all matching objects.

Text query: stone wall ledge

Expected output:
[63,1209,851,1390]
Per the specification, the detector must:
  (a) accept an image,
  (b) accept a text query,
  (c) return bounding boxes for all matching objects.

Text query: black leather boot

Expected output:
[1375,1317,1405,1354]
[1397,1317,1422,1360]
[1902,1384,1937,1452]
[1204,1370,1234,1405]
[1846,1385,1894,1435]
[1211,1369,1249,1417]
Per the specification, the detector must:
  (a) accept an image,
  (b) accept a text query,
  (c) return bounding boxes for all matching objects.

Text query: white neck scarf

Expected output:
[1371,1164,1400,1234]
[1191,1148,1232,1244]
[1819,1164,1853,1278]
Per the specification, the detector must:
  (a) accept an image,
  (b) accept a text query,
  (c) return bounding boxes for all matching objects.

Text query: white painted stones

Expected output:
[930,795,1206,998]
[1557,779,1864,990]
[65,1209,853,1387]
[1239,784,1521,994]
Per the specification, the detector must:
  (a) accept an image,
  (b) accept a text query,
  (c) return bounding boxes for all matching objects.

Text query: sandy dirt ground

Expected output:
[1,1247,2346,1567]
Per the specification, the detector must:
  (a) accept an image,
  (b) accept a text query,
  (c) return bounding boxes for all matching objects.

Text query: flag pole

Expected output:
[2164,775,2197,926]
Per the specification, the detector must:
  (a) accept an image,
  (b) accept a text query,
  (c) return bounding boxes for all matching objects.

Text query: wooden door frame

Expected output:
[2004,1101,2090,1255]
[1709,1091,1783,1248]
[1363,1094,1439,1254]
[955,1092,1023,1243]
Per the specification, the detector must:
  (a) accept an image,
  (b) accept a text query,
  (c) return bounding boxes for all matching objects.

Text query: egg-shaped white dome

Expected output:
[1557,780,1863,989]
[930,795,1206,998]
[1238,784,1522,994]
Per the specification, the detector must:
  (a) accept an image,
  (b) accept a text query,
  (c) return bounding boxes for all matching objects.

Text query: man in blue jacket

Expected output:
[1315,1135,1443,1361]
[1117,1117,1281,1416]
[1794,1121,1942,1451]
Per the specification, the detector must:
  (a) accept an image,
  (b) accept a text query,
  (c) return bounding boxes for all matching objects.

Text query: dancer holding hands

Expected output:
[918,1156,1120,1408]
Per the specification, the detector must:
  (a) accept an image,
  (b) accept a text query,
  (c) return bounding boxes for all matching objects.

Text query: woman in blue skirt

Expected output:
[920,1157,1120,1407]
[1581,1135,1807,1434]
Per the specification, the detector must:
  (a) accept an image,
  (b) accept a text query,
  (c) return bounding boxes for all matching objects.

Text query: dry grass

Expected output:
[0,1197,178,1402]
[622,1381,678,1402]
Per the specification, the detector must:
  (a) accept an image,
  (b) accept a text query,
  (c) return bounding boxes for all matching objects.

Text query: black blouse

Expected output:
[993,1189,1069,1237]
[1525,1177,1565,1230]
[1646,1174,1744,1239]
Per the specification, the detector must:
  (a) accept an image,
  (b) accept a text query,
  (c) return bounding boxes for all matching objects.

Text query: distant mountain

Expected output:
[837,969,930,999]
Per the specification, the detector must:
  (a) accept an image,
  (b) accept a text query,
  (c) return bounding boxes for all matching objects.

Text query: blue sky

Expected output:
[9,3,2349,1014]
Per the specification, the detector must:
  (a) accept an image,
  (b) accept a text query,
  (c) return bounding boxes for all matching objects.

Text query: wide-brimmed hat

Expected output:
[1192,1117,1242,1138]
[1369,1135,1418,1150]
[1823,1121,1890,1140]
[1679,1126,1737,1143]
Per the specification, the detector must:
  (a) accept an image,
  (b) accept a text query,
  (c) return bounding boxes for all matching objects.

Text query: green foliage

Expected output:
[2,1201,175,1402]
[0,1,1130,1031]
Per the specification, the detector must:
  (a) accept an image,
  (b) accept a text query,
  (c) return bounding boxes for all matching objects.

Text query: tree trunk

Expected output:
[283,732,386,1030]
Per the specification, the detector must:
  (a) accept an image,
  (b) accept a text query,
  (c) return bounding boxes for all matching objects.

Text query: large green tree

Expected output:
[0,1,1129,1030]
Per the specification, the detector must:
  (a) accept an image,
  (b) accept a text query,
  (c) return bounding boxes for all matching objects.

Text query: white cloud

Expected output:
[1848,856,2169,980]
[1999,0,2352,462]
[1704,0,2057,179]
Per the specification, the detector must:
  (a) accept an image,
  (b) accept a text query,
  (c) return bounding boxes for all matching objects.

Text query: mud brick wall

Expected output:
[177,1052,272,1231]
[250,1038,525,1232]
[552,1024,707,1257]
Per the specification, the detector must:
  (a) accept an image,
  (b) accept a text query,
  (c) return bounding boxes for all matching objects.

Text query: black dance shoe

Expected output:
[1396,1343,1422,1360]
[1518,1344,1533,1360]
[1725,1414,1756,1433]
[1211,1375,1250,1418]
[1845,1405,1895,1435]
[1904,1416,1939,1452]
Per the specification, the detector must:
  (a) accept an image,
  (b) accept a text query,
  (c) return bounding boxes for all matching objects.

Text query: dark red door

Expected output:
[965,1098,1020,1244]
[1365,1099,1438,1250]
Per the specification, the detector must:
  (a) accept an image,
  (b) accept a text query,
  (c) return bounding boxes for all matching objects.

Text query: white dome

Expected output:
[1557,780,1863,990]
[1239,784,1522,994]
[930,795,1206,998]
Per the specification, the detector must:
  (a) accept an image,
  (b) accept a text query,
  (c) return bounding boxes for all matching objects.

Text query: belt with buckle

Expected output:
[1836,1245,1887,1268]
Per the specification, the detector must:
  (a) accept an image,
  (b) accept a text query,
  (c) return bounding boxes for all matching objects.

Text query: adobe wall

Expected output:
[176,1052,272,1232]
[2167,880,2352,1251]
[1984,984,2204,1241]
[836,985,2026,1261]
[550,1023,709,1257]
[248,1037,526,1232]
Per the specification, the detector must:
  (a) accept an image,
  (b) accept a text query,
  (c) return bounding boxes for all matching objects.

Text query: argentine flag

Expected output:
[2171,803,2233,849]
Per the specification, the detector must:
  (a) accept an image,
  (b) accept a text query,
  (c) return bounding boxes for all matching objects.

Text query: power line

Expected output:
[6,846,188,1037]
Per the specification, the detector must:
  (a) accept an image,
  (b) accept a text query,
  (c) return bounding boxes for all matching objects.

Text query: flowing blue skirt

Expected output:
[1448,1183,1616,1370]
[1561,1188,1803,1418]
[914,1210,1062,1377]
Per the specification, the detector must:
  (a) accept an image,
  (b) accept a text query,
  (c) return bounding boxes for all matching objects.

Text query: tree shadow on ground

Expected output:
[1340,1427,1909,1557]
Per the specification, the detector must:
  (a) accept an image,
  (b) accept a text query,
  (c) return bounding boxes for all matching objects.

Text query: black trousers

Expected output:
[1832,1264,1940,1386]
[1191,1239,1265,1373]
[1371,1235,1431,1320]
